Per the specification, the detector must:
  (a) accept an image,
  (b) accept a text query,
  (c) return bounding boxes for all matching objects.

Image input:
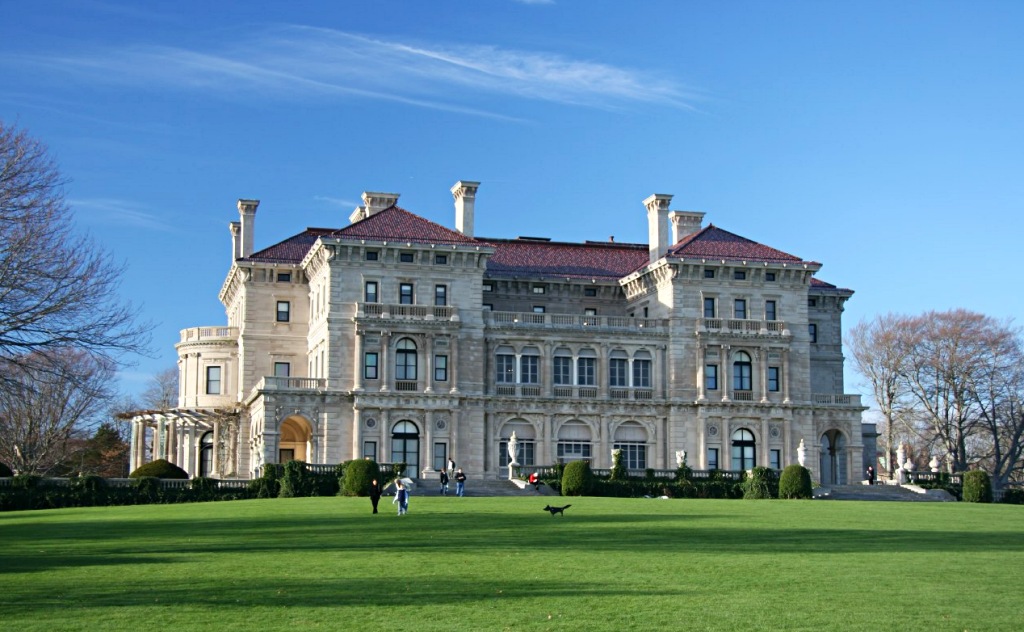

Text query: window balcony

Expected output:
[179,326,238,343]
[357,303,457,321]
[699,318,788,337]
[609,387,654,400]
[486,311,666,333]
[553,386,599,398]
[495,384,543,397]
[812,393,863,407]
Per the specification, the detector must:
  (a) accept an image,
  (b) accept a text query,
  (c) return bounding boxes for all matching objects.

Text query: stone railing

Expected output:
[700,318,787,336]
[812,393,863,407]
[358,303,456,321]
[255,376,342,391]
[179,326,238,343]
[486,311,666,333]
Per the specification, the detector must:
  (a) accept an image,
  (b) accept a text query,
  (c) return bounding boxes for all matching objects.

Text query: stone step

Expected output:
[814,484,956,502]
[406,478,556,497]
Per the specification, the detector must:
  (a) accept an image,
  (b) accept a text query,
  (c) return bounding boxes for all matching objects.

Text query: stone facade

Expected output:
[127,183,868,484]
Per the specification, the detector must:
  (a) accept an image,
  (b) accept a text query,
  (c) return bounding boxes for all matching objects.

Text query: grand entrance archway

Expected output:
[279,416,312,463]
[820,429,848,485]
[391,420,420,477]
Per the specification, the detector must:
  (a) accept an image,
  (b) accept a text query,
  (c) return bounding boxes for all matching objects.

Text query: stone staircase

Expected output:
[813,483,957,502]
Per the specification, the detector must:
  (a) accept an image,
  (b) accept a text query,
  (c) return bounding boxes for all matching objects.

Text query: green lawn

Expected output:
[1,496,1022,631]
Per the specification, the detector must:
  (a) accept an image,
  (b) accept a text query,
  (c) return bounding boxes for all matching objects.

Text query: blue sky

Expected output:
[2,1,1023,405]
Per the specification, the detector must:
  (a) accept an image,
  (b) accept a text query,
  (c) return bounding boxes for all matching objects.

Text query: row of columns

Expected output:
[128,416,218,477]
[696,344,791,403]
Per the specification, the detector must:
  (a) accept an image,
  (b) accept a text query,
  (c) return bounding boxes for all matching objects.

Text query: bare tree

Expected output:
[848,313,917,476]
[0,121,150,386]
[142,366,179,410]
[0,349,114,475]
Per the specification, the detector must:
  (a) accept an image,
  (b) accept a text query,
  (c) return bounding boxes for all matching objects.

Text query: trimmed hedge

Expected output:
[962,470,993,503]
[743,467,778,499]
[778,464,813,499]
[561,460,593,496]
[1000,488,1024,505]
[129,459,189,479]
[341,459,381,497]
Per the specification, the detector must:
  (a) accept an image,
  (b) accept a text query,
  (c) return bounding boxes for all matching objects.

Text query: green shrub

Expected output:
[962,470,993,503]
[11,474,41,489]
[1000,488,1024,505]
[342,459,380,497]
[743,466,778,499]
[279,460,310,498]
[0,462,13,477]
[70,475,108,506]
[561,460,593,496]
[132,476,162,501]
[248,464,281,498]
[609,449,627,481]
[190,476,218,501]
[778,464,813,499]
[129,459,188,479]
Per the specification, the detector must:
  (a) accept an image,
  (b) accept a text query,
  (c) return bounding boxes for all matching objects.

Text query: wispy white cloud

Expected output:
[313,195,361,209]
[17,25,696,117]
[71,198,178,233]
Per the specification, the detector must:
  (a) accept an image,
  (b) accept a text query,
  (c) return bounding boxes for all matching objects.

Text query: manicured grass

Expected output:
[1,497,1022,631]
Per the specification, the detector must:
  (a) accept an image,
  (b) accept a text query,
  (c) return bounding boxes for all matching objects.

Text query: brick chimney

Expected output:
[237,199,259,259]
[452,180,480,237]
[669,210,705,244]
[644,194,672,264]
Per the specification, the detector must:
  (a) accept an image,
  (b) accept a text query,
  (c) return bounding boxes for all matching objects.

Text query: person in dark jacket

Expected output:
[440,469,450,495]
[369,479,383,514]
[455,468,467,497]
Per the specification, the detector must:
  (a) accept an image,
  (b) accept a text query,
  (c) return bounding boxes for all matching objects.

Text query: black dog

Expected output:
[543,504,571,516]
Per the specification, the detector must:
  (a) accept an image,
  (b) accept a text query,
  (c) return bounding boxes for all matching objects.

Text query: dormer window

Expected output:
[276,272,291,282]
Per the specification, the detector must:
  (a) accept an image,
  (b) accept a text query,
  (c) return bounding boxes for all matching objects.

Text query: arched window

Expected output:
[391,420,419,477]
[556,420,592,463]
[396,338,417,381]
[731,428,756,471]
[613,421,648,469]
[499,420,536,467]
[733,351,752,391]
[199,431,214,477]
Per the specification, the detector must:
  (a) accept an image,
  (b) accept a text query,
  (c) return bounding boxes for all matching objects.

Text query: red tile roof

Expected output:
[329,206,479,245]
[667,225,817,265]
[484,238,649,280]
[245,228,336,263]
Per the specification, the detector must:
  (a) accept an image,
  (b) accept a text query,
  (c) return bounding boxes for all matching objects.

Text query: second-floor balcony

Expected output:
[357,303,457,321]
[699,318,788,337]
[486,311,667,333]
[179,326,238,344]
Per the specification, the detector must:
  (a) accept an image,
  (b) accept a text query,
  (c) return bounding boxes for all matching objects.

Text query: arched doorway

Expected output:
[199,431,214,477]
[731,428,756,471]
[391,420,419,477]
[820,430,848,485]
[279,416,312,463]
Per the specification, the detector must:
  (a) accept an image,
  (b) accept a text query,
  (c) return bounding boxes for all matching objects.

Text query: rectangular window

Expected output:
[364,352,379,380]
[584,308,597,316]
[577,357,596,386]
[553,356,572,385]
[768,366,780,392]
[205,366,221,395]
[520,355,539,384]
[765,272,776,282]
[483,303,493,311]
[365,281,378,303]
[276,272,291,282]
[808,298,817,307]
[532,286,546,294]
[703,297,716,318]
[609,358,628,387]
[276,301,290,322]
[399,252,414,263]
[399,283,414,305]
[633,359,651,388]
[614,443,647,469]
[496,354,516,384]
[584,288,597,297]
[434,355,448,382]
[734,299,746,319]
[707,447,719,470]
[705,364,718,390]
[274,362,290,377]
[366,251,379,261]
[363,441,377,461]
[809,323,818,343]
[532,306,545,313]
[435,285,447,306]
[483,283,493,292]
[433,442,447,471]
[434,254,448,265]
[557,442,591,463]
[770,449,782,470]
[734,270,746,280]
[501,441,535,467]
[765,300,777,321]
[704,268,715,278]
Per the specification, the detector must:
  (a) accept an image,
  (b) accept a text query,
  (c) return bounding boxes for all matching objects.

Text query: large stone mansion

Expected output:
[126,181,870,484]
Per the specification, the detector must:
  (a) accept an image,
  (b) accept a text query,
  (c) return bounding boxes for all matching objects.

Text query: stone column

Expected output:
[212,420,221,476]
[542,342,552,397]
[380,332,391,392]
[354,331,365,391]
[598,343,609,399]
[424,410,435,474]
[353,408,363,461]
[380,409,391,463]
[424,335,434,393]
[696,345,707,402]
[782,349,792,404]
[449,333,460,393]
[759,347,769,403]
[720,345,731,402]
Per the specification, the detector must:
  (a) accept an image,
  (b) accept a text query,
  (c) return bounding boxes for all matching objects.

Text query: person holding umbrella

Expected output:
[393,480,409,515]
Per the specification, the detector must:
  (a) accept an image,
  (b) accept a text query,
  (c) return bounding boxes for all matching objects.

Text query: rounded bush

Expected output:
[743,466,779,499]
[190,476,218,501]
[561,460,593,496]
[0,462,13,477]
[1000,488,1024,505]
[248,464,281,498]
[132,476,162,500]
[609,449,627,481]
[341,459,380,497]
[279,460,309,498]
[129,459,189,479]
[778,464,813,499]
[962,470,993,503]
